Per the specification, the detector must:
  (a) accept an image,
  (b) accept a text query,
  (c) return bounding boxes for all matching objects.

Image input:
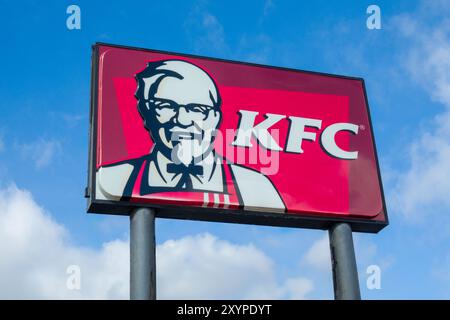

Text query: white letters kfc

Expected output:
[233,110,359,160]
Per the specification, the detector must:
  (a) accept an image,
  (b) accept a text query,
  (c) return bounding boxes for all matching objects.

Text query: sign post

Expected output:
[130,207,156,300]
[329,223,361,300]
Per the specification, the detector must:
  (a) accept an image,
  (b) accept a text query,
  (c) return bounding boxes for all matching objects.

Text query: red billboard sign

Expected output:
[87,43,388,233]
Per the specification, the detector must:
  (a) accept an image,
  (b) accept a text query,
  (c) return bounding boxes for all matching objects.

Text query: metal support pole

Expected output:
[130,207,156,300]
[329,223,361,300]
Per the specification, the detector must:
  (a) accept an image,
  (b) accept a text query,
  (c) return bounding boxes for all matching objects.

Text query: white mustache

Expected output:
[169,123,202,134]
[169,125,203,141]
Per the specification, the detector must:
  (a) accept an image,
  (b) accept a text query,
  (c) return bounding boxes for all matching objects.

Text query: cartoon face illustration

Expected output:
[135,60,222,167]
[96,59,286,212]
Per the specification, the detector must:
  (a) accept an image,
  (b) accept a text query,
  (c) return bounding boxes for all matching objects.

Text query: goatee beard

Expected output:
[171,140,201,167]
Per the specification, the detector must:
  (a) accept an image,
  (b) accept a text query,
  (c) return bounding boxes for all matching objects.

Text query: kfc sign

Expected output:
[233,110,359,159]
[87,43,388,233]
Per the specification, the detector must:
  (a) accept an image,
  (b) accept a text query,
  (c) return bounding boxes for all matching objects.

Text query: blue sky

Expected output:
[1,0,450,299]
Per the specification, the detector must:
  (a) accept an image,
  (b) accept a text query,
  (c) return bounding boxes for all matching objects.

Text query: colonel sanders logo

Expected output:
[96,60,286,212]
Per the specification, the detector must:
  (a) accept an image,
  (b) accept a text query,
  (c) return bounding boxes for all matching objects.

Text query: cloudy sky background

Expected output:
[1,0,450,299]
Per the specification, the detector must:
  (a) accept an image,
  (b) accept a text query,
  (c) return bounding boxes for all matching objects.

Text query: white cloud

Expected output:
[17,139,61,169]
[391,10,450,219]
[260,0,274,23]
[0,185,129,299]
[62,113,85,128]
[303,234,331,271]
[279,277,313,300]
[184,3,273,64]
[157,233,313,299]
[184,5,229,56]
[392,14,417,37]
[201,13,226,48]
[0,184,314,299]
[238,33,273,64]
[392,116,450,218]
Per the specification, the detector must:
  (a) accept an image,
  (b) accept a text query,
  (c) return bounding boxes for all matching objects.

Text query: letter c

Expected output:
[320,123,359,160]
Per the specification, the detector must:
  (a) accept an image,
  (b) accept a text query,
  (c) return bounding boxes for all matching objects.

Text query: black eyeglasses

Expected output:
[146,98,216,115]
